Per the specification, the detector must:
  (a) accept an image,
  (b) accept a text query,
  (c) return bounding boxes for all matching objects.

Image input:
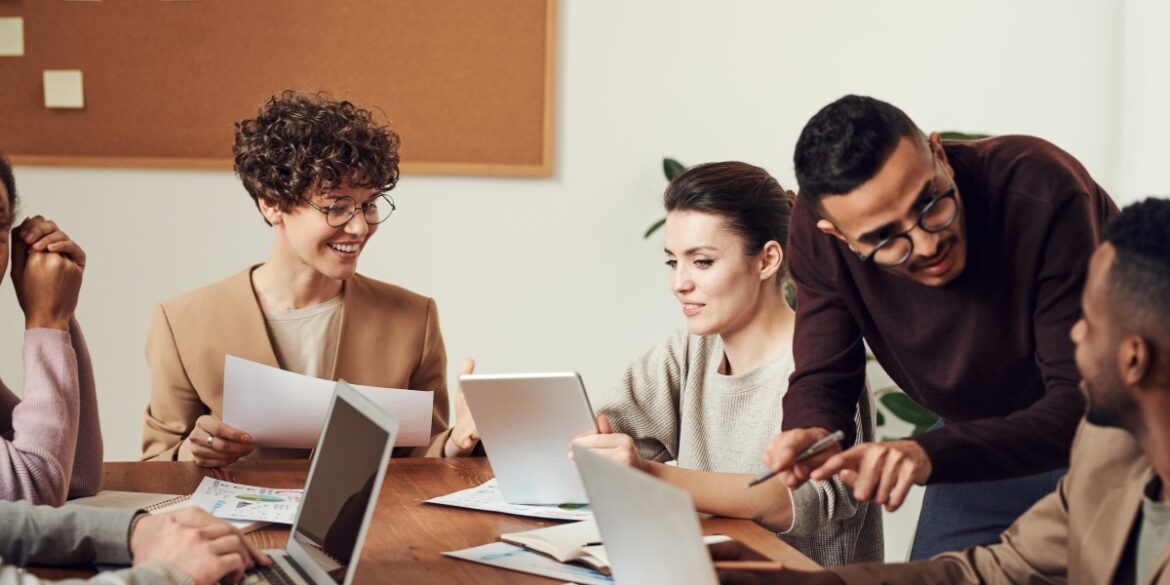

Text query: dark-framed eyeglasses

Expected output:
[305,193,396,228]
[857,189,959,267]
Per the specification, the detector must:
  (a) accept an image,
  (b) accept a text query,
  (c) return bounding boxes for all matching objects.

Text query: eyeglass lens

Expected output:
[325,194,394,227]
[871,193,958,267]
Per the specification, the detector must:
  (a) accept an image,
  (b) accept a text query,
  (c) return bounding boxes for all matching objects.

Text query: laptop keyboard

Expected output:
[237,562,299,585]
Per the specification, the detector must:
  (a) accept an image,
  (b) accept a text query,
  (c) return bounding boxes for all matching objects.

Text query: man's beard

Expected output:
[1083,379,1134,429]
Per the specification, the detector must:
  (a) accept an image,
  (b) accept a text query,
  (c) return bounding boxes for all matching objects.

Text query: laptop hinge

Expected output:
[284,556,317,585]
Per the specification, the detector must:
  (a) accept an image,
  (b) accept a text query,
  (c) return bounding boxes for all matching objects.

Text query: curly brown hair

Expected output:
[233,91,401,224]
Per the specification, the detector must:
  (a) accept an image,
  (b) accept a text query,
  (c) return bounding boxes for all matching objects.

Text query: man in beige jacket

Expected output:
[720,197,1170,584]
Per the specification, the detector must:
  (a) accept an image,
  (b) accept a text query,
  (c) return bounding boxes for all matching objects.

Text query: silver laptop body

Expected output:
[571,444,720,585]
[253,379,399,585]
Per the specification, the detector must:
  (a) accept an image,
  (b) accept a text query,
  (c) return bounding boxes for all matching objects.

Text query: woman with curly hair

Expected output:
[141,91,459,465]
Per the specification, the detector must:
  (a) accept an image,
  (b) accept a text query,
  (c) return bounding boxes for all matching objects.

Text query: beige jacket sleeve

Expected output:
[832,449,1073,584]
[831,485,1068,584]
[141,305,204,462]
[411,298,451,457]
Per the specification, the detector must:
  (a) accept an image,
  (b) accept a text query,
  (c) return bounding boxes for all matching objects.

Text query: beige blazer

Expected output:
[832,421,1168,584]
[141,268,450,461]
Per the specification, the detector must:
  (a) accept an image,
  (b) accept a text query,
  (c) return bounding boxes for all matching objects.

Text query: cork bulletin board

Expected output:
[0,0,556,177]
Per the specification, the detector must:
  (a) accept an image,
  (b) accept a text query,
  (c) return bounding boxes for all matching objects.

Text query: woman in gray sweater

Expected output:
[572,161,882,567]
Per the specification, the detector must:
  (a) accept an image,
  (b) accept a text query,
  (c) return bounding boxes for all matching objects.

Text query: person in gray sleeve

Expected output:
[1,501,269,585]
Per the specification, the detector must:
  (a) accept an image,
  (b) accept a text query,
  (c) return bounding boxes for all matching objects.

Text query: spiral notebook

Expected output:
[68,488,270,533]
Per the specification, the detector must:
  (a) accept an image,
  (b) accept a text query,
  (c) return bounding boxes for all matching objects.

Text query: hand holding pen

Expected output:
[748,430,845,487]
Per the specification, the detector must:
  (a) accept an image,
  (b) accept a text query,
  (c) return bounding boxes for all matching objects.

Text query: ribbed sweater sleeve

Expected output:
[0,320,101,506]
[66,321,102,499]
[596,330,686,463]
[785,399,871,537]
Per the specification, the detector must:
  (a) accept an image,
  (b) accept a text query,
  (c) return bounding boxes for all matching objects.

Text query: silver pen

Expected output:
[747,430,846,487]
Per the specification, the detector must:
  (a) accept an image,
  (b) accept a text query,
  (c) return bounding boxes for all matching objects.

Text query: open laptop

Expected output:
[571,445,782,584]
[459,372,598,504]
[243,380,398,585]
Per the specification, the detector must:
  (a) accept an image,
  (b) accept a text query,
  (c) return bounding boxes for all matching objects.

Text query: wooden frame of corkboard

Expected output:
[0,0,556,177]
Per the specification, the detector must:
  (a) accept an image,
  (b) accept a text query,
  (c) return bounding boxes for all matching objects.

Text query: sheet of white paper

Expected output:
[444,542,613,585]
[188,477,303,524]
[43,70,85,108]
[426,479,593,521]
[221,355,433,447]
[0,18,24,57]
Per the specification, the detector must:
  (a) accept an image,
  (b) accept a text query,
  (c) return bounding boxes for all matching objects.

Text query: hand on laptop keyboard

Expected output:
[132,507,270,585]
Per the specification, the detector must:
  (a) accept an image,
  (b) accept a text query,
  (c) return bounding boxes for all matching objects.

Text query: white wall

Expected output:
[1117,0,1170,201]
[1,0,1145,563]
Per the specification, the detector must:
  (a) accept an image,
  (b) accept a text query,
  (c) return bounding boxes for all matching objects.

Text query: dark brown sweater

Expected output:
[782,135,1118,483]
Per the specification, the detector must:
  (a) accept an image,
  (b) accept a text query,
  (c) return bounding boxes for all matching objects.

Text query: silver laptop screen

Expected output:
[292,397,388,583]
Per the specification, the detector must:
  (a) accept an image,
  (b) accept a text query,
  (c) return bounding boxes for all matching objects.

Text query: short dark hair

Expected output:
[663,161,796,277]
[233,91,401,224]
[793,95,924,209]
[1103,198,1170,345]
[0,151,16,212]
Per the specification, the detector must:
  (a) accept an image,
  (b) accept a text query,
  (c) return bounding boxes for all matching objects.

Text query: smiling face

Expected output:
[664,210,772,337]
[817,135,968,287]
[260,184,381,281]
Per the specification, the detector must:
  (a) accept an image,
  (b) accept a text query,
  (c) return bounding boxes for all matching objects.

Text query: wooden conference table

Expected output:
[40,458,818,583]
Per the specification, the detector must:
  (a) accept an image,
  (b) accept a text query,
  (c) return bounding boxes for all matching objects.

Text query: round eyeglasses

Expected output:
[305,193,395,228]
[858,189,959,267]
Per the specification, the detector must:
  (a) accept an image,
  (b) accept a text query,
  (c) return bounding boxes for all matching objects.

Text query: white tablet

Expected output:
[459,372,598,505]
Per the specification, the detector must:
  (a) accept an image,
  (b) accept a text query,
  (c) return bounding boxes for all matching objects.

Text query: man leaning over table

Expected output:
[762,95,1117,558]
[0,501,268,585]
[719,197,1170,584]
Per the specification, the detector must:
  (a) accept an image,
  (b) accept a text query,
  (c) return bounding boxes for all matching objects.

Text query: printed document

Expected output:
[222,355,433,447]
[426,478,593,521]
[444,542,612,585]
[188,477,303,524]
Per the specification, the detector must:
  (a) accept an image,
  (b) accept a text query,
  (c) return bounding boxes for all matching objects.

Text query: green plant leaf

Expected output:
[643,217,667,239]
[876,410,885,427]
[782,281,797,310]
[937,131,991,141]
[663,158,686,181]
[912,423,936,437]
[878,392,939,427]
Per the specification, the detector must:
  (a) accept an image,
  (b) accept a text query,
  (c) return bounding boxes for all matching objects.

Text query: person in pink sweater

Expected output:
[0,153,102,505]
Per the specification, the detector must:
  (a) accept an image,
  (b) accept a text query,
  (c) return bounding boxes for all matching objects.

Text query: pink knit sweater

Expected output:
[0,320,103,505]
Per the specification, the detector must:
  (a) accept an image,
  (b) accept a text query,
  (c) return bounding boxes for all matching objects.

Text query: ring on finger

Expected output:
[207,434,215,448]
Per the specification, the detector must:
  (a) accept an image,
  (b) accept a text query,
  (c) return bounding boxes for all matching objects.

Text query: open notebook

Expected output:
[499,519,610,574]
